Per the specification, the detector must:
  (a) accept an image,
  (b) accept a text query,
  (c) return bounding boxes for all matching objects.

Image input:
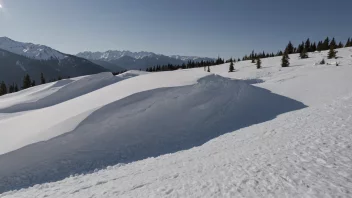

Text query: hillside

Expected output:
[1,47,352,197]
[0,38,109,86]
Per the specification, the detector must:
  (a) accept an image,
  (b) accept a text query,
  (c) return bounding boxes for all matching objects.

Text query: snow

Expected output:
[115,70,148,78]
[77,50,213,62]
[1,48,352,197]
[77,50,157,61]
[0,37,66,60]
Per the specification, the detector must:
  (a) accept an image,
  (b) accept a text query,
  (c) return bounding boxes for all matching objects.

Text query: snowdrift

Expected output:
[0,72,118,113]
[0,74,306,193]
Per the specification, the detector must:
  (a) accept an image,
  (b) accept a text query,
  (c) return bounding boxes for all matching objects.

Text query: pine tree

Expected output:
[320,59,325,65]
[330,37,337,49]
[8,83,14,93]
[256,57,262,69]
[337,42,344,48]
[0,81,7,96]
[345,38,351,47]
[207,66,210,72]
[31,80,36,87]
[327,44,337,59]
[305,38,311,52]
[297,42,304,54]
[14,84,19,92]
[22,74,31,89]
[317,41,323,52]
[323,37,330,50]
[40,73,46,84]
[229,59,235,72]
[299,47,308,59]
[281,50,290,67]
[285,41,294,54]
[311,42,317,52]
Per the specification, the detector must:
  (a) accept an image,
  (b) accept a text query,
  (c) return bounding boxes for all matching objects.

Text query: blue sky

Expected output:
[0,0,351,58]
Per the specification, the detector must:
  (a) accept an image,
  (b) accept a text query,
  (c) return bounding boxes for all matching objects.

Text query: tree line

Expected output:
[145,57,225,72]
[144,36,351,74]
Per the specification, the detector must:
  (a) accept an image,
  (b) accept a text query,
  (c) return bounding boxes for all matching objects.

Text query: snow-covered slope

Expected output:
[1,48,352,197]
[0,37,66,60]
[0,72,119,113]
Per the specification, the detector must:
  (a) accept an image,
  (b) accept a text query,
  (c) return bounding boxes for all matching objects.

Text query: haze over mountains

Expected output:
[0,37,108,86]
[76,50,215,71]
[0,37,215,85]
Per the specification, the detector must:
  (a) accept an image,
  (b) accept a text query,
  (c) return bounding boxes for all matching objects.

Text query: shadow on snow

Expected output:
[0,75,307,193]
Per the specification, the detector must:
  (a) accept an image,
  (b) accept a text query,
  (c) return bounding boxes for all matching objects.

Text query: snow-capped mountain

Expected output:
[77,50,157,61]
[76,50,214,71]
[169,55,215,62]
[0,37,108,85]
[0,37,66,60]
[77,50,213,62]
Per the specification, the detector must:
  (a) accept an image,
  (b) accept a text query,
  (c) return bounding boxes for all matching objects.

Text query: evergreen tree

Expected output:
[297,42,304,54]
[345,38,351,47]
[40,73,46,84]
[327,44,337,59]
[285,41,294,54]
[229,59,235,72]
[323,37,330,50]
[330,37,337,49]
[299,47,308,59]
[305,38,311,52]
[311,42,317,52]
[14,84,19,92]
[337,42,344,48]
[31,80,36,87]
[22,74,31,90]
[281,50,290,67]
[317,41,323,52]
[8,83,14,93]
[320,59,325,65]
[256,57,262,69]
[0,81,7,96]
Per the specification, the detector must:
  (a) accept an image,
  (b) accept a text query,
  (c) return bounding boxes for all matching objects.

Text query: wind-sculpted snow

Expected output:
[2,47,352,197]
[0,72,118,113]
[0,75,306,193]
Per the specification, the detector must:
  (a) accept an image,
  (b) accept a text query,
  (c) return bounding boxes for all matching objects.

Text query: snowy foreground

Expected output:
[1,49,352,197]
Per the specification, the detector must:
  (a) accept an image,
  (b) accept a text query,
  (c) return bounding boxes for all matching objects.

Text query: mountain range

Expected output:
[0,37,214,85]
[76,51,215,71]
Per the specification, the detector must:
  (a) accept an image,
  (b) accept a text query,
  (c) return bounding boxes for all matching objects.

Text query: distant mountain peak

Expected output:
[0,37,66,60]
[76,50,214,62]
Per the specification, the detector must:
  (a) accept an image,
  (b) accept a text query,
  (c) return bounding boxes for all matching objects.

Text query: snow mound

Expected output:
[0,72,118,113]
[0,74,306,193]
[115,70,148,79]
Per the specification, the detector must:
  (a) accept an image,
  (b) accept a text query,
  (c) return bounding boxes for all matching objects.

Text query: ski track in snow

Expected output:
[1,48,352,197]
